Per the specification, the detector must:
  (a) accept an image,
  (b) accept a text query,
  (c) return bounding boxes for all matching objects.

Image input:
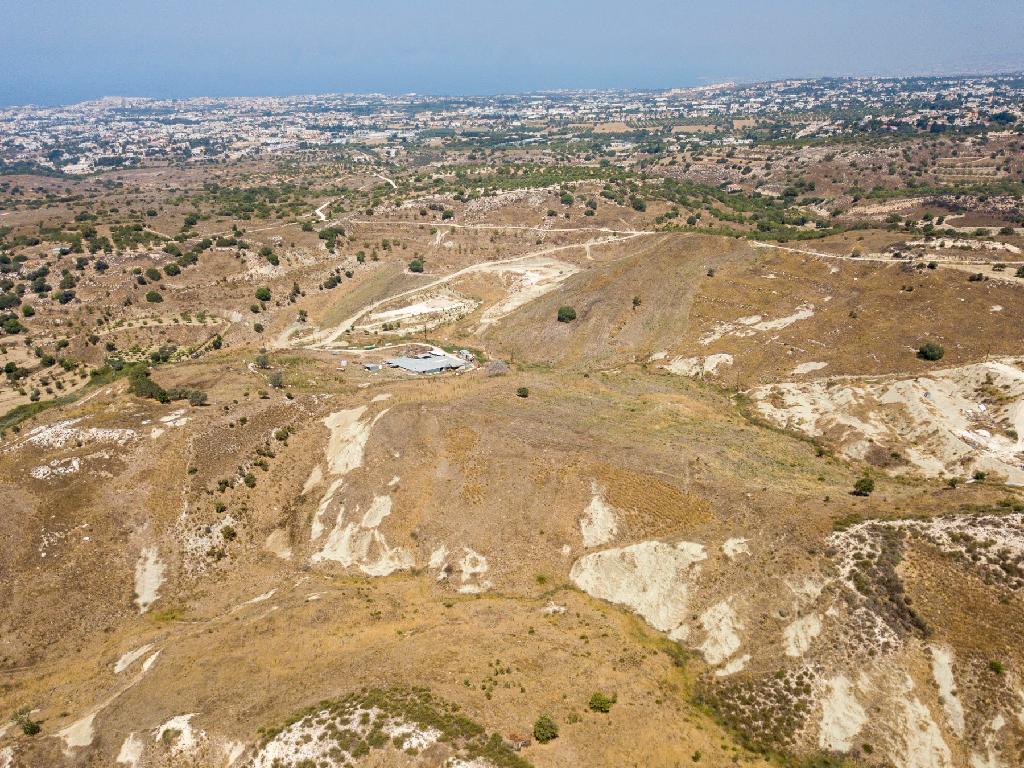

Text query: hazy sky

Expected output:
[2,0,1023,106]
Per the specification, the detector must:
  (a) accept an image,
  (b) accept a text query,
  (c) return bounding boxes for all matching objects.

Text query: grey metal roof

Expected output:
[386,355,466,373]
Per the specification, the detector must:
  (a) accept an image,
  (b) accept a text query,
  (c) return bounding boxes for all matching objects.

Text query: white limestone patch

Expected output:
[457,548,492,594]
[700,304,815,345]
[722,537,750,560]
[114,643,154,674]
[897,682,951,768]
[264,529,292,560]
[818,675,866,752]
[359,292,478,335]
[323,406,387,476]
[791,361,828,376]
[57,711,97,754]
[251,707,441,768]
[783,614,822,657]
[715,654,751,677]
[699,600,743,665]
[930,645,965,738]
[662,353,734,378]
[153,714,202,756]
[301,464,323,495]
[570,540,707,641]
[8,418,136,451]
[30,456,81,480]
[116,732,144,767]
[134,547,165,613]
[750,359,1024,482]
[971,714,1007,768]
[313,494,414,577]
[579,481,619,547]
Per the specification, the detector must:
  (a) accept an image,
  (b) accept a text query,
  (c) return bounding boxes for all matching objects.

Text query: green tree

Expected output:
[533,714,558,743]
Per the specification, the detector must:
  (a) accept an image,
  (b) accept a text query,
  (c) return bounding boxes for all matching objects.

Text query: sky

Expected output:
[1,0,1023,106]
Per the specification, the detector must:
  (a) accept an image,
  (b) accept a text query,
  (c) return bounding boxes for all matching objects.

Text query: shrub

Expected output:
[255,286,271,302]
[990,660,1005,674]
[516,387,529,398]
[163,263,180,276]
[588,692,616,713]
[557,306,576,323]
[533,714,558,743]
[408,259,424,273]
[917,342,944,361]
[145,290,163,303]
[852,475,875,497]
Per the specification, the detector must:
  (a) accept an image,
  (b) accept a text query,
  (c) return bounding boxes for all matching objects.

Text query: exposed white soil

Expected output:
[313,494,415,577]
[661,353,734,378]
[818,675,867,751]
[751,359,1024,481]
[714,654,751,677]
[907,238,1021,254]
[116,733,144,767]
[5,418,136,452]
[57,711,97,754]
[579,481,619,547]
[721,537,750,560]
[251,707,441,768]
[114,643,154,674]
[542,602,567,615]
[301,464,323,495]
[263,529,292,560]
[154,714,202,756]
[930,645,965,737]
[30,456,81,480]
[141,651,159,673]
[323,406,386,477]
[699,600,743,665]
[791,361,828,376]
[699,304,815,345]
[358,291,478,334]
[457,548,492,594]
[783,614,822,657]
[134,546,165,613]
[310,404,416,576]
[570,540,707,641]
[475,256,580,327]
[971,714,1007,768]
[897,679,951,768]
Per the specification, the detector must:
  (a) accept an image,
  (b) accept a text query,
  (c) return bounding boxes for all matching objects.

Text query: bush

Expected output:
[164,263,180,276]
[408,259,424,273]
[557,306,576,323]
[145,290,163,303]
[852,475,875,497]
[516,387,529,398]
[917,342,944,361]
[990,660,1005,674]
[255,286,271,302]
[533,715,558,743]
[588,692,616,713]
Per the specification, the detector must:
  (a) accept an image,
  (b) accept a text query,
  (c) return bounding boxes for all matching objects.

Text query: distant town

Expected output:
[3,74,1022,175]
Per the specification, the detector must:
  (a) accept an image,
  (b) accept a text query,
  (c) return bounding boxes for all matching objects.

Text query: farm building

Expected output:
[386,351,467,374]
